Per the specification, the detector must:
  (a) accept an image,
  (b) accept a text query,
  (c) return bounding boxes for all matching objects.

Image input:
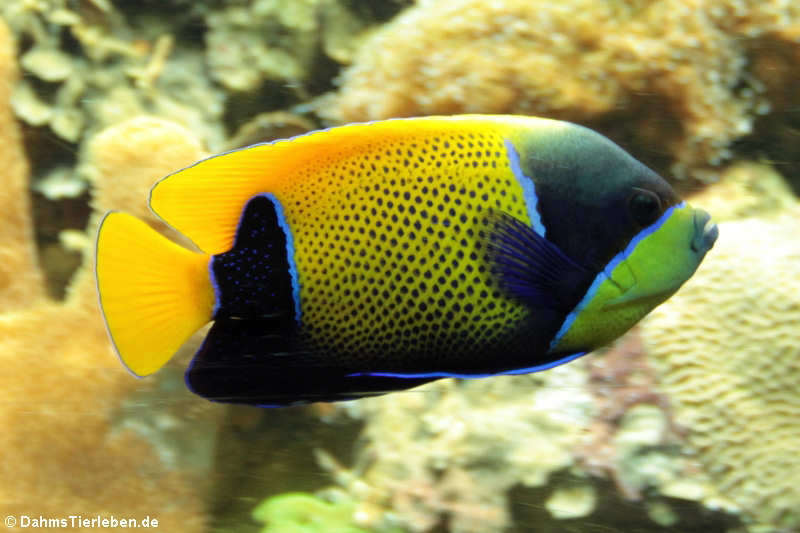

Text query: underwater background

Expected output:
[0,0,798,532]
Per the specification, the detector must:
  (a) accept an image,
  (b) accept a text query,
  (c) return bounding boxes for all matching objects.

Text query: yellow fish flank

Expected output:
[96,115,718,405]
[277,123,530,366]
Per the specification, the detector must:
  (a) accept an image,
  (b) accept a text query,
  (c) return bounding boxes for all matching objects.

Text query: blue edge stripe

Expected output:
[504,139,546,237]
[264,193,302,324]
[548,201,686,351]
[347,351,588,379]
[208,193,302,324]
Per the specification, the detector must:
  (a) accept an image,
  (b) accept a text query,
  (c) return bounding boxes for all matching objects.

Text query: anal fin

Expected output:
[186,316,306,406]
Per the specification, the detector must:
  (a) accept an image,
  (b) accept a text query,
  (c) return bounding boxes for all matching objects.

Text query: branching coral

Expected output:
[205,0,371,93]
[0,0,400,202]
[203,0,410,96]
[1,0,226,199]
[641,207,800,529]
[331,0,800,180]
[0,110,223,530]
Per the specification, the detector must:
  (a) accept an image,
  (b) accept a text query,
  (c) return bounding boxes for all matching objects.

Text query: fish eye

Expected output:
[628,189,662,227]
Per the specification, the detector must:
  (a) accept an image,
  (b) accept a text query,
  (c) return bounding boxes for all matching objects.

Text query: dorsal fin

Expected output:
[147,115,548,254]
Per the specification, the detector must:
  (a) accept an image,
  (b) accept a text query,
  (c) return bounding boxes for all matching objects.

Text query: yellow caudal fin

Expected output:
[95,212,215,377]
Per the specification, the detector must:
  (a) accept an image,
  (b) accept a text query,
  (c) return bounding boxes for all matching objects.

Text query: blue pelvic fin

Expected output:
[484,211,590,312]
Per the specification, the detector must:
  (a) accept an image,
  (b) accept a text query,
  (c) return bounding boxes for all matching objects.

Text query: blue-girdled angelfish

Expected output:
[95,115,717,406]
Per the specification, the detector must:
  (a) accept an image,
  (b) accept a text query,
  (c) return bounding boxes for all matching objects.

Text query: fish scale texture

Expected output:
[642,210,800,529]
[279,129,532,367]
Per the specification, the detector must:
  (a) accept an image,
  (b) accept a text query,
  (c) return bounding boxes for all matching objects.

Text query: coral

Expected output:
[575,332,685,501]
[331,0,800,180]
[0,115,225,532]
[745,36,800,194]
[323,357,740,532]
[0,0,404,202]
[86,116,206,230]
[204,0,374,93]
[327,366,596,533]
[685,161,798,222]
[222,110,315,151]
[2,0,226,198]
[641,207,800,530]
[0,19,44,311]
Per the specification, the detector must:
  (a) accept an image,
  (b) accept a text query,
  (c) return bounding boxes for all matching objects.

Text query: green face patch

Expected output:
[549,202,713,354]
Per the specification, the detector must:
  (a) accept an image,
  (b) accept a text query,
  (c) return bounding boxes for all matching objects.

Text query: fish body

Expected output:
[95,115,717,406]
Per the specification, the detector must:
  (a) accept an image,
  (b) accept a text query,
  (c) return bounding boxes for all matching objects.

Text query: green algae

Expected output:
[253,492,403,533]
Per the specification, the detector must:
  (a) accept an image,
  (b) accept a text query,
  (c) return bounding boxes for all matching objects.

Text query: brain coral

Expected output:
[332,0,800,179]
[641,208,800,529]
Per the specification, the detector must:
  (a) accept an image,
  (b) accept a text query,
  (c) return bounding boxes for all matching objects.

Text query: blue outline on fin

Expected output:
[504,139,546,237]
[549,201,686,350]
[261,193,302,324]
[345,351,587,379]
[209,260,221,317]
[208,193,302,324]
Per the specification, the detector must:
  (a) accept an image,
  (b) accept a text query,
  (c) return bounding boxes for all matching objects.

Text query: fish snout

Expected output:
[691,209,718,254]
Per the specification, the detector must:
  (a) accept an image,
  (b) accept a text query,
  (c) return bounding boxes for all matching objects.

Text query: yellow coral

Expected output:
[0,114,218,531]
[641,208,800,529]
[334,0,622,120]
[332,0,800,178]
[88,115,207,246]
[0,20,43,311]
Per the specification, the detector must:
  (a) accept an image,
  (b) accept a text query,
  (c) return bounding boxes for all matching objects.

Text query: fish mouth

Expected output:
[691,209,718,254]
[605,205,718,307]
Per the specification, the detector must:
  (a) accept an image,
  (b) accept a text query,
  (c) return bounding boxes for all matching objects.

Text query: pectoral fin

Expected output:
[483,210,591,312]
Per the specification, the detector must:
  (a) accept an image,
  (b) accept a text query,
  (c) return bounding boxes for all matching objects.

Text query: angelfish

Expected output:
[95,115,718,406]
